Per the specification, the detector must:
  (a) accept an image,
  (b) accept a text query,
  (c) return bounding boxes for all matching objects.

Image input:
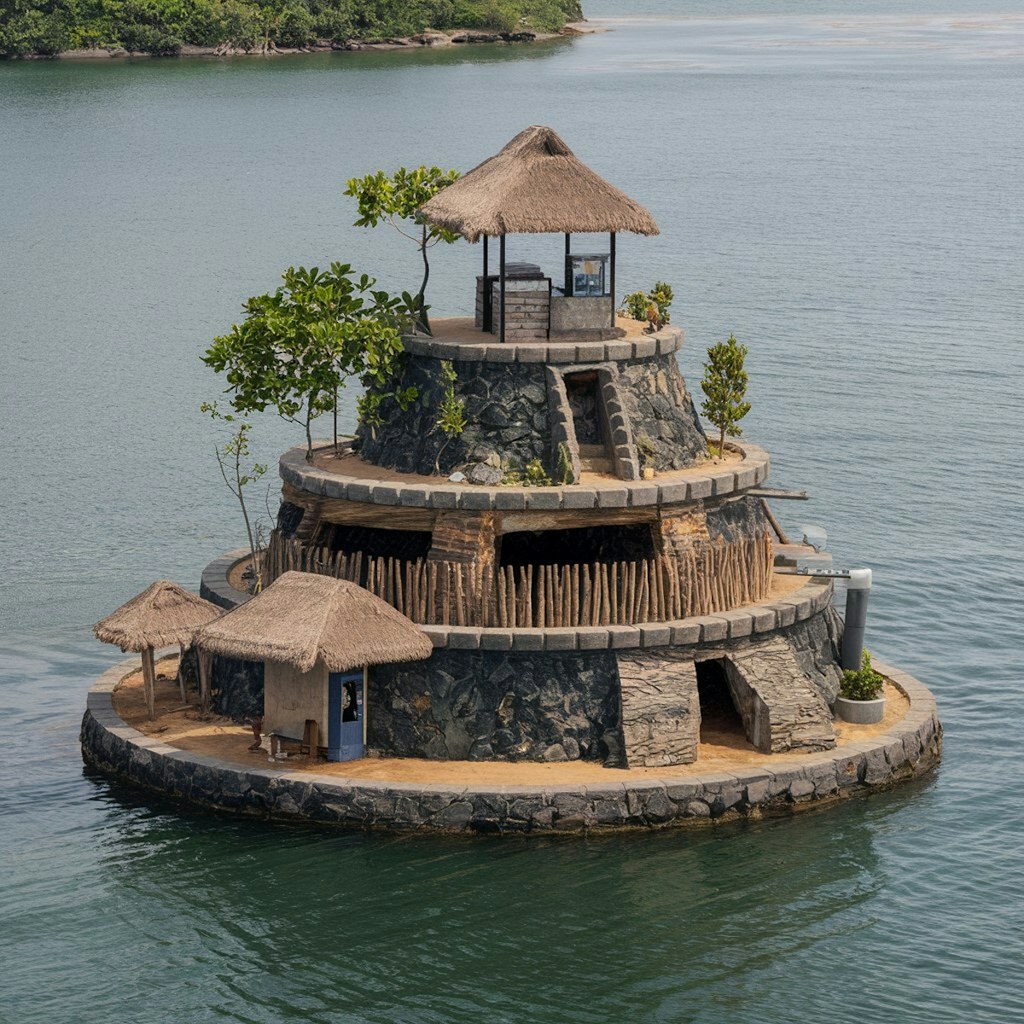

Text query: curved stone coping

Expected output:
[401,324,684,365]
[200,548,252,609]
[199,549,833,640]
[280,441,771,511]
[80,656,942,834]
[421,577,834,651]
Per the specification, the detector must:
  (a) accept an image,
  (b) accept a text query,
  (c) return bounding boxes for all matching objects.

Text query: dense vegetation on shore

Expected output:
[0,0,583,58]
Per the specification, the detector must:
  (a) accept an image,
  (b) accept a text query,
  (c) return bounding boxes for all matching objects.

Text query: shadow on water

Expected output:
[51,766,938,1023]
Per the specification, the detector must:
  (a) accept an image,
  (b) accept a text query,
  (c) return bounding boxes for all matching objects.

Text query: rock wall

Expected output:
[618,355,707,471]
[368,649,625,766]
[211,656,264,723]
[354,351,707,482]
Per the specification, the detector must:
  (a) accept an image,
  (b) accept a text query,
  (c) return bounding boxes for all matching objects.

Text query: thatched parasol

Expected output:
[93,580,223,718]
[418,125,660,242]
[194,571,432,674]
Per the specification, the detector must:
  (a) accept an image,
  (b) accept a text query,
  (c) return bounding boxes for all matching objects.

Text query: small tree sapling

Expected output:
[700,334,751,459]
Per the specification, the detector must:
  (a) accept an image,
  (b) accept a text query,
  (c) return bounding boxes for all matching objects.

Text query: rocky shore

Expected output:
[38,22,602,61]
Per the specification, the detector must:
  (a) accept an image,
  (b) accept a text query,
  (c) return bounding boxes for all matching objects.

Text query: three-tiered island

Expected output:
[81,127,941,832]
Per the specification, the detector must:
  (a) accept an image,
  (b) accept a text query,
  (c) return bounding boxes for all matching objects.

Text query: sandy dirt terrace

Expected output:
[114,656,909,787]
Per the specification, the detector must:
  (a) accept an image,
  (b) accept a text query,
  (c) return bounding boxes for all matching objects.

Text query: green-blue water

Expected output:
[2,5,1023,1021]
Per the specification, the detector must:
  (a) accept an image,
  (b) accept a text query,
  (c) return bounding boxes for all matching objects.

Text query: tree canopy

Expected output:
[1,1,583,58]
[203,262,416,460]
[345,165,461,335]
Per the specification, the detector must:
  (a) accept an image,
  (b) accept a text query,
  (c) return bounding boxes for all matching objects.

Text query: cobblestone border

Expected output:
[199,550,833,650]
[79,656,942,833]
[401,324,685,365]
[200,548,253,609]
[280,441,770,511]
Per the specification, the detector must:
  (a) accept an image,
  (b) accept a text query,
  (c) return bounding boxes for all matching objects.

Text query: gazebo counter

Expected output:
[280,439,771,512]
[80,656,942,833]
[354,326,706,481]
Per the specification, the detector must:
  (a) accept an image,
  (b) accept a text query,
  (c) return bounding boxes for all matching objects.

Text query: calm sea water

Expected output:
[2,4,1023,1022]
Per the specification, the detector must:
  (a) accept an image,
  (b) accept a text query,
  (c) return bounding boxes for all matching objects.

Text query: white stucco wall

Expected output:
[264,661,327,743]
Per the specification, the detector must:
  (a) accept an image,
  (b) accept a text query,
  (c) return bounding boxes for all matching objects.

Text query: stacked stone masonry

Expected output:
[80,657,943,834]
[354,325,706,481]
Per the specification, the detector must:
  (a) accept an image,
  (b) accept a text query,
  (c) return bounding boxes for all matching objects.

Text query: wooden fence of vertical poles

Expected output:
[262,528,774,628]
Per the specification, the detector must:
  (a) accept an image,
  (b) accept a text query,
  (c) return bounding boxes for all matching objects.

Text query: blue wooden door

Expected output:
[327,671,364,761]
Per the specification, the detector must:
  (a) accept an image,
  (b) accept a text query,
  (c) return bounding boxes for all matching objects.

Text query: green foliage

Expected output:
[344,165,460,334]
[619,281,674,332]
[840,649,885,701]
[700,334,751,459]
[0,1,581,57]
[501,457,552,486]
[621,291,648,323]
[435,360,467,439]
[203,262,416,460]
[634,432,657,470]
[555,441,574,484]
[648,281,673,328]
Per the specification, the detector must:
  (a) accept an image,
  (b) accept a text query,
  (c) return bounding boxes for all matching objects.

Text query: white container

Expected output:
[835,696,886,725]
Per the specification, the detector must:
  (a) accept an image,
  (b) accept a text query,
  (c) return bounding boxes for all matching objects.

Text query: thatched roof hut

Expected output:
[194,571,432,674]
[93,580,223,652]
[418,125,660,242]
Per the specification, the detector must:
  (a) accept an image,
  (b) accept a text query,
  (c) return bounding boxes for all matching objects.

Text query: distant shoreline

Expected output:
[15,22,606,62]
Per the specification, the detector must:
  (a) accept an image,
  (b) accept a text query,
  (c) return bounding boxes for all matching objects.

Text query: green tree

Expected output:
[200,402,267,591]
[203,262,415,461]
[700,334,751,459]
[344,165,460,335]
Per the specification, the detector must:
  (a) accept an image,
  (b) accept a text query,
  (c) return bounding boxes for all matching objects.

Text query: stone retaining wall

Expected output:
[353,327,706,480]
[80,658,942,834]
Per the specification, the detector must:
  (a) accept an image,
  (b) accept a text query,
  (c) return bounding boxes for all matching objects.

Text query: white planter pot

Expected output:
[835,696,886,725]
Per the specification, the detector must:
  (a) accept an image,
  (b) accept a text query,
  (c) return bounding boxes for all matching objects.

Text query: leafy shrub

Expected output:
[620,282,674,331]
[502,457,552,486]
[840,649,884,701]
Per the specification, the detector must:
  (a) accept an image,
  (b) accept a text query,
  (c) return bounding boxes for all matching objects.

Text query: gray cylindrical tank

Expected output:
[841,568,872,670]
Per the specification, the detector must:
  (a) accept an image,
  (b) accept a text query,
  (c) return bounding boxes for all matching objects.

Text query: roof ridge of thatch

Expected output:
[194,571,432,674]
[93,579,224,652]
[418,125,659,242]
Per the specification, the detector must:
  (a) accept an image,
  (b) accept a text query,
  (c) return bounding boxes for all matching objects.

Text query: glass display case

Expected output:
[566,253,609,297]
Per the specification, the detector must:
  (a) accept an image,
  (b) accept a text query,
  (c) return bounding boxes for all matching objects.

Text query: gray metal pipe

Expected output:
[840,568,872,670]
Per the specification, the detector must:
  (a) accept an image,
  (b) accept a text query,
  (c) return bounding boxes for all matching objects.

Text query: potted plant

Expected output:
[834,649,886,724]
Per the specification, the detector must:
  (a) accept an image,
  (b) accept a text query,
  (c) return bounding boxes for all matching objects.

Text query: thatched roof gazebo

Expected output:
[419,125,659,342]
[195,571,432,672]
[93,580,223,718]
[195,572,431,760]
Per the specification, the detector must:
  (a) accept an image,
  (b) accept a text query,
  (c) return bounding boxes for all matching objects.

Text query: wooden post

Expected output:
[142,645,156,720]
[197,646,212,711]
[609,231,616,327]
[499,233,507,343]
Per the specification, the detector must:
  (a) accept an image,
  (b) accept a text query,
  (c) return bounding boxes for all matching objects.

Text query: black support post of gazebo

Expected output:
[610,231,617,328]
[482,235,490,332]
[499,233,507,343]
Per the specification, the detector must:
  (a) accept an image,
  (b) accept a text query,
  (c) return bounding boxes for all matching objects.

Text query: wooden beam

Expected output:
[281,483,437,532]
[747,487,808,500]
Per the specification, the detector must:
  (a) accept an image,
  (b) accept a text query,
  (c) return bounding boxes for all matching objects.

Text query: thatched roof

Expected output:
[93,580,223,652]
[418,125,660,242]
[194,571,432,673]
